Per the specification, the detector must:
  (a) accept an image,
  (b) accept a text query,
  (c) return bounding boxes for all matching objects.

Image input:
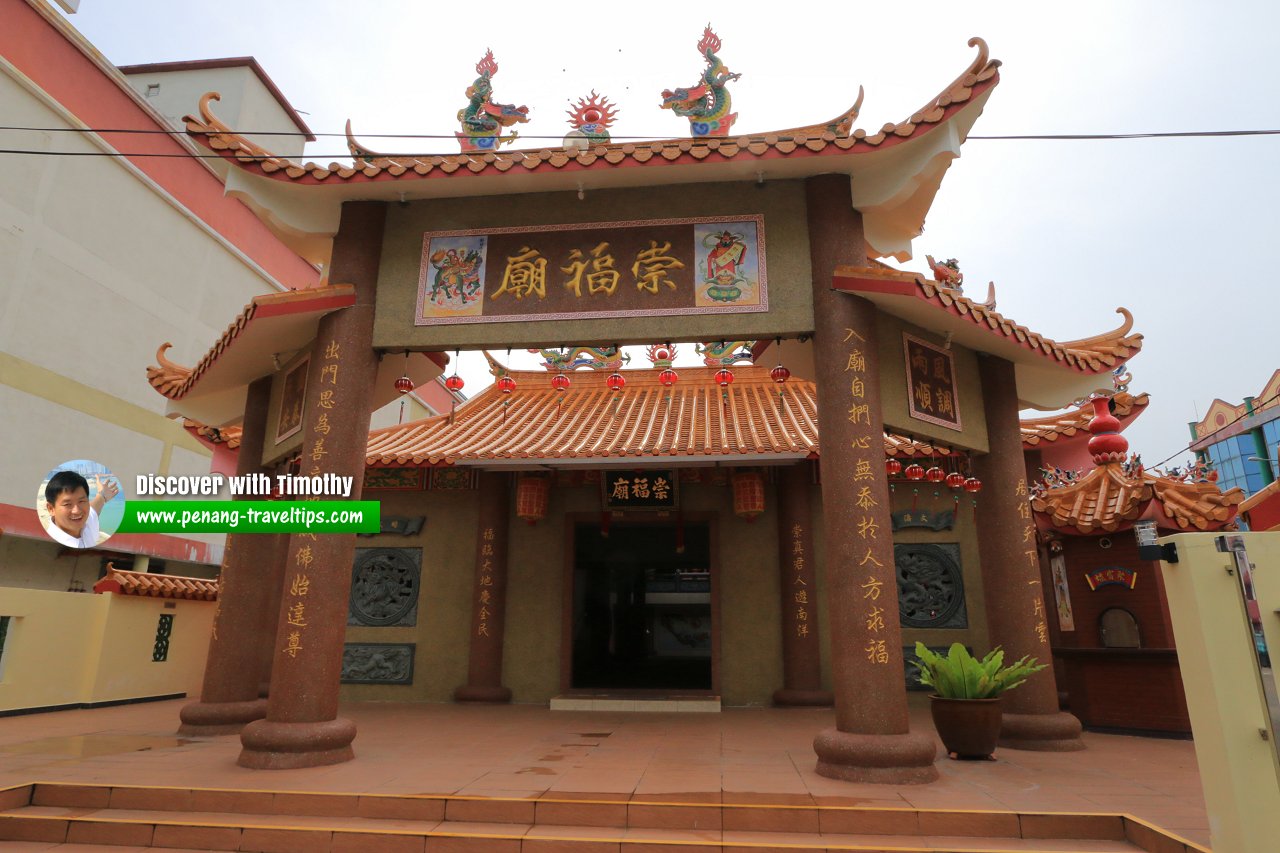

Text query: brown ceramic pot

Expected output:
[929,695,1003,759]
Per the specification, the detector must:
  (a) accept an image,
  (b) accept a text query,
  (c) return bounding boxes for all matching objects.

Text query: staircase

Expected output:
[0,782,1208,852]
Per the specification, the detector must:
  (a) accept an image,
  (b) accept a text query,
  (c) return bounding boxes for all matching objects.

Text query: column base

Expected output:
[177,698,267,736]
[238,717,357,769]
[813,728,939,784]
[454,685,512,703]
[773,688,834,707]
[998,711,1086,751]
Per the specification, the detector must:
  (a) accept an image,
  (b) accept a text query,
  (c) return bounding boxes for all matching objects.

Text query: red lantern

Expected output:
[714,368,735,387]
[606,372,626,392]
[515,475,549,525]
[551,373,571,392]
[658,368,679,387]
[497,375,517,394]
[394,374,414,395]
[925,466,945,483]
[945,472,966,490]
[886,458,902,477]
[963,477,982,493]
[904,463,925,481]
[445,374,465,393]
[732,471,765,521]
[770,364,791,385]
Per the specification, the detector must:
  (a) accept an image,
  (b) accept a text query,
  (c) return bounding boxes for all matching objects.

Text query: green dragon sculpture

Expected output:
[456,49,529,152]
[660,25,740,138]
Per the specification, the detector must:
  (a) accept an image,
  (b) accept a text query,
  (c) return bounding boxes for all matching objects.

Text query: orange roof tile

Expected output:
[365,365,957,467]
[1021,392,1150,448]
[1032,464,1244,535]
[182,418,243,449]
[834,265,1144,376]
[184,41,999,186]
[146,284,357,400]
[93,566,219,601]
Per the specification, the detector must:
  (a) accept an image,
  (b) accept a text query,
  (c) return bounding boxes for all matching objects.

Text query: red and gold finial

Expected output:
[1086,395,1129,464]
[697,24,722,55]
[475,49,499,78]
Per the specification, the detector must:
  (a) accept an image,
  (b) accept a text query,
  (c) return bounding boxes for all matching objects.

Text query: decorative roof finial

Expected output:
[456,49,530,152]
[659,24,740,138]
[565,92,618,147]
[1086,395,1129,465]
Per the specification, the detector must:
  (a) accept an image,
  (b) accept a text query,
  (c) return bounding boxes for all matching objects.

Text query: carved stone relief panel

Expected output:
[348,548,421,627]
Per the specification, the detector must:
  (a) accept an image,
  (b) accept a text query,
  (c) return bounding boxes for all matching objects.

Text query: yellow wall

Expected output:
[0,587,213,712]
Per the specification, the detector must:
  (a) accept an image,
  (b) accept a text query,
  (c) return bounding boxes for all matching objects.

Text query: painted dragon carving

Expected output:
[456,50,529,152]
[529,346,630,372]
[660,25,740,137]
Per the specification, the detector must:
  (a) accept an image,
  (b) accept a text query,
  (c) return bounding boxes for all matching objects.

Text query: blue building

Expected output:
[1190,369,1280,496]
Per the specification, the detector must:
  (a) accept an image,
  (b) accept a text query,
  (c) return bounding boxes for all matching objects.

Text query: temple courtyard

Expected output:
[0,697,1209,851]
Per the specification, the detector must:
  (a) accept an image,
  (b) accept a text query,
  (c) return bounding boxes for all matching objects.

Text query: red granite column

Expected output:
[974,355,1084,751]
[239,201,386,769]
[806,174,938,783]
[178,376,274,734]
[455,471,514,703]
[255,532,289,696]
[773,463,832,707]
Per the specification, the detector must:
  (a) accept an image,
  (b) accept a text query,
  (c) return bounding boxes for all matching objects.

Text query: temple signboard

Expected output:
[416,215,766,325]
[903,333,961,431]
[602,470,679,510]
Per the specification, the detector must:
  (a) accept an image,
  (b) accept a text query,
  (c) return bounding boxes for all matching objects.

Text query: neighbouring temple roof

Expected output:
[1031,397,1245,535]
[93,566,219,601]
[366,364,956,468]
[1022,392,1150,448]
[181,39,1001,265]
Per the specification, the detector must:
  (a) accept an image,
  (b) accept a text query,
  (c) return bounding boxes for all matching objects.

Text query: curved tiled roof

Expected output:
[183,40,1000,186]
[146,285,357,401]
[1021,392,1150,448]
[916,283,1144,374]
[183,418,243,449]
[1031,464,1244,535]
[93,566,219,601]
[365,365,958,467]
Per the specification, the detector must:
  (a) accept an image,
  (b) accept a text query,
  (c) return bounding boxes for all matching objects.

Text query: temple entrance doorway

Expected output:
[569,519,714,692]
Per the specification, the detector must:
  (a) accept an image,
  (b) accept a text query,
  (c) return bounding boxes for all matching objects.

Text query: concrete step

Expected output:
[0,782,1207,852]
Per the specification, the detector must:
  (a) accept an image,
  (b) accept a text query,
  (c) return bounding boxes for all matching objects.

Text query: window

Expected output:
[1099,608,1140,648]
[152,614,173,662]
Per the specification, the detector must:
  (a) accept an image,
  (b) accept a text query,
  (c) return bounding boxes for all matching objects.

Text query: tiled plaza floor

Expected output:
[0,697,1209,847]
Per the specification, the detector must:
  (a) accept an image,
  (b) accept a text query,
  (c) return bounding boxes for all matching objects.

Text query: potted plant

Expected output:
[912,642,1046,760]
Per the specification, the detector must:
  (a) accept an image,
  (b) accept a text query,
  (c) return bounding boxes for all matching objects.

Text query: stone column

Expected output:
[255,532,289,697]
[773,463,832,707]
[974,354,1084,751]
[178,376,275,735]
[239,201,386,769]
[455,471,514,702]
[806,174,938,783]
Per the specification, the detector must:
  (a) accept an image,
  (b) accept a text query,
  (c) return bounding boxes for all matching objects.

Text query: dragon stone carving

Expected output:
[660,25,740,137]
[456,50,529,152]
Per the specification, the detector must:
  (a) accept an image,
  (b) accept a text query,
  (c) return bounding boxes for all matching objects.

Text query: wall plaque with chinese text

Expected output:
[602,470,679,510]
[416,216,766,325]
[903,334,962,431]
[275,358,308,443]
[1085,565,1137,591]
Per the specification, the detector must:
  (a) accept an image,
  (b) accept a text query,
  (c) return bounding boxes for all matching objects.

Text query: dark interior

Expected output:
[571,521,712,691]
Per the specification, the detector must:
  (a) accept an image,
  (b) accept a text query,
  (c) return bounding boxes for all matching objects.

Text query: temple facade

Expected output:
[146,36,1152,782]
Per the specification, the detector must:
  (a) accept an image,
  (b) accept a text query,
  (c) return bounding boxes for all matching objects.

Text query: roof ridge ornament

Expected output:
[565,92,618,148]
[146,343,193,398]
[529,346,628,372]
[456,49,530,153]
[660,24,741,137]
[696,341,754,367]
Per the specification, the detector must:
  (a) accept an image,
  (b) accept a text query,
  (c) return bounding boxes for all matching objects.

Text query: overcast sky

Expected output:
[59,0,1279,471]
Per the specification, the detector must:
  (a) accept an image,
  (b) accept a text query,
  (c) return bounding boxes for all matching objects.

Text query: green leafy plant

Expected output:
[913,642,1046,699]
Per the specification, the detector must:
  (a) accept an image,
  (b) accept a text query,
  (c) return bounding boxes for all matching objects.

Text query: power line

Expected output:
[1,124,1278,143]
